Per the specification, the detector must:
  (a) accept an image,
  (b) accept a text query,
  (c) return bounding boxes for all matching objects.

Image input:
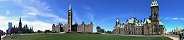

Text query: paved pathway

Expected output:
[167,35,181,40]
[1,35,6,40]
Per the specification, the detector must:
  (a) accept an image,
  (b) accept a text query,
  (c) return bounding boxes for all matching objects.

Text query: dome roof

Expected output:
[127,17,138,23]
[116,18,120,22]
[120,23,125,28]
[151,0,158,7]
[143,19,151,24]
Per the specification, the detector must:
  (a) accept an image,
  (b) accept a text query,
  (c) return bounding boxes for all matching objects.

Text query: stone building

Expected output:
[52,3,93,33]
[7,17,34,34]
[113,0,166,35]
[169,27,183,35]
[52,23,68,33]
[77,22,93,33]
[52,22,93,33]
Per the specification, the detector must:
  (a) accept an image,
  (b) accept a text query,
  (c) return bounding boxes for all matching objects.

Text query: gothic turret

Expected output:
[18,17,22,29]
[150,0,159,22]
[116,18,120,27]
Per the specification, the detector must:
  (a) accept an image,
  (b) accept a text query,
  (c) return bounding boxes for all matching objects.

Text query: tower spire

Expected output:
[69,1,72,10]
[19,17,21,22]
[19,17,22,29]
[68,0,72,32]
[151,0,158,7]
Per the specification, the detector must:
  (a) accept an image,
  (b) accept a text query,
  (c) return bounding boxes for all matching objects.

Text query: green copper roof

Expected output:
[143,19,151,24]
[151,0,158,7]
[159,21,164,25]
[116,18,120,22]
[137,22,143,26]
[120,24,124,28]
[127,18,138,23]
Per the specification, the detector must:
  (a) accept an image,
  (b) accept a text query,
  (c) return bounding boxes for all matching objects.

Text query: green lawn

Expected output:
[3,33,172,40]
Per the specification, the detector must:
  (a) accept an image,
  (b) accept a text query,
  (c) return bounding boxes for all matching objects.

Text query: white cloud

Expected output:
[22,21,52,31]
[172,18,178,20]
[165,17,184,21]
[27,12,37,16]
[180,18,184,20]
[42,13,67,23]
[13,0,67,23]
[0,16,53,32]
[0,0,67,32]
[0,16,6,21]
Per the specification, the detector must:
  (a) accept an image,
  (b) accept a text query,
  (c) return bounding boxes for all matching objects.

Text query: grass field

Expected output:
[3,33,172,40]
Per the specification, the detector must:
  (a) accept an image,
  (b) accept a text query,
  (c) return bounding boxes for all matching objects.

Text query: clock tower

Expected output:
[151,0,159,22]
[68,3,72,32]
[150,0,160,34]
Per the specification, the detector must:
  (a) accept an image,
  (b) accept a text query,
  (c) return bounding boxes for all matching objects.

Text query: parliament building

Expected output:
[112,0,166,35]
[52,3,93,33]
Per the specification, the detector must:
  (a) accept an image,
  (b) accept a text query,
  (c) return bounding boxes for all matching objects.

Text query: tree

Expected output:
[0,30,5,36]
[100,29,105,33]
[44,30,51,33]
[37,30,42,33]
[96,26,101,33]
[106,31,112,34]
[182,29,184,33]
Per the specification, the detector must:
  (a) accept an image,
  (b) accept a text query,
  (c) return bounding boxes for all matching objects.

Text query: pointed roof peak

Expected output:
[20,17,21,19]
[69,1,72,10]
[19,17,22,22]
[151,0,158,7]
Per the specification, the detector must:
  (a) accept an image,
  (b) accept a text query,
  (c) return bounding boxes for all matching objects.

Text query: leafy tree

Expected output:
[182,29,184,32]
[96,26,101,33]
[106,31,112,34]
[100,29,105,33]
[37,30,42,33]
[0,30,5,36]
[44,30,51,33]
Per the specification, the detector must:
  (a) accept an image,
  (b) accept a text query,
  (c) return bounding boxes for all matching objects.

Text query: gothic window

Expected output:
[154,13,157,17]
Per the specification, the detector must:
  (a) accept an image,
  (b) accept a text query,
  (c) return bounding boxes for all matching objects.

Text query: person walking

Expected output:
[179,33,183,40]
[179,33,181,40]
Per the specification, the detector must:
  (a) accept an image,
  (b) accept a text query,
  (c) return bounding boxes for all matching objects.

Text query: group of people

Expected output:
[179,33,184,40]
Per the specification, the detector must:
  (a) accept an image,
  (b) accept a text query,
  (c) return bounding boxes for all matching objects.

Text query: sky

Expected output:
[0,0,184,32]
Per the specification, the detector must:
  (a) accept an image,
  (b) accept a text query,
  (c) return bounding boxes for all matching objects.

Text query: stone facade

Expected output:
[52,22,93,33]
[113,0,166,35]
[113,18,165,35]
[52,3,93,33]
[77,22,93,33]
[169,27,183,35]
[7,18,34,34]
[52,23,68,32]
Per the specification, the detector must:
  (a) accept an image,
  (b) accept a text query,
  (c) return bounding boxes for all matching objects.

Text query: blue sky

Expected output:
[0,0,184,32]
